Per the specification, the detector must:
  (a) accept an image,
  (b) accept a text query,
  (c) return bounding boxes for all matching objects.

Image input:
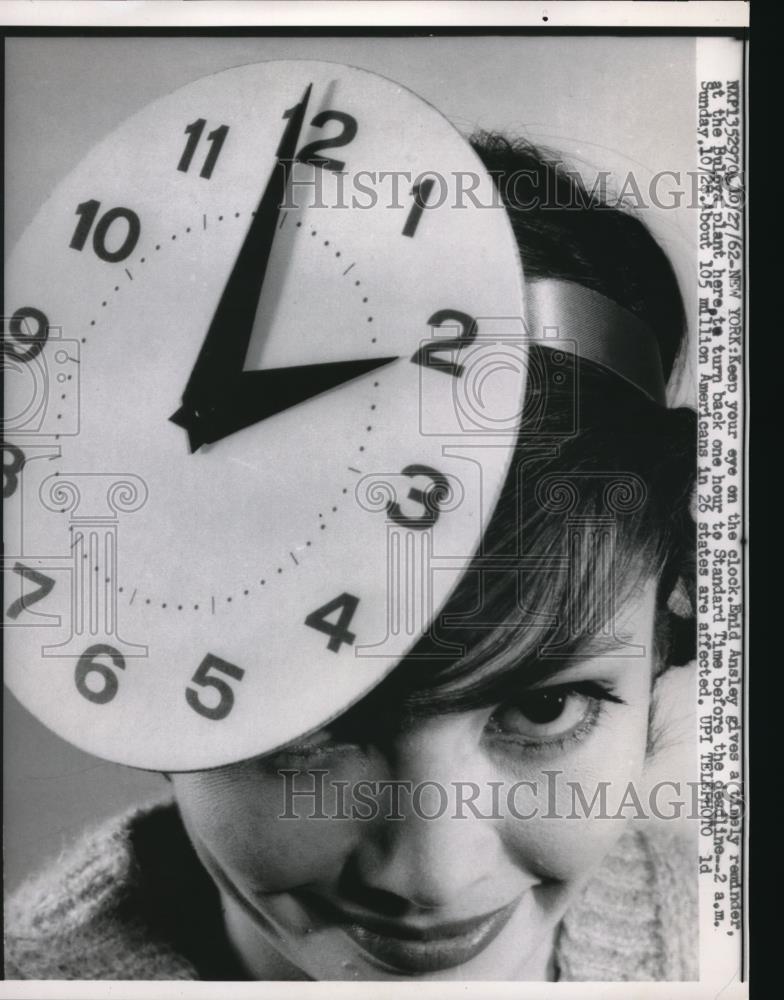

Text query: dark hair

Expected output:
[473,132,687,379]
[341,135,697,732]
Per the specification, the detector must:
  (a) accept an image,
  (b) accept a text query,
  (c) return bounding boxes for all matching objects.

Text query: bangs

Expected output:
[383,482,666,716]
[350,350,695,723]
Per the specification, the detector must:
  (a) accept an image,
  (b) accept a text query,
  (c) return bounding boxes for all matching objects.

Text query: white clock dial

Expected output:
[3,61,528,770]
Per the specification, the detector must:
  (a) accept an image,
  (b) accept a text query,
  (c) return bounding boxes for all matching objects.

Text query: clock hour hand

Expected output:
[170,356,399,452]
[174,82,312,414]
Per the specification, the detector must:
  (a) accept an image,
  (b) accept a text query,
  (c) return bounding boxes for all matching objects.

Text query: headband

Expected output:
[526,279,667,405]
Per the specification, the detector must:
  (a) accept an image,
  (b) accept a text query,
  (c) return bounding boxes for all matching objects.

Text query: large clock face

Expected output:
[3,61,528,770]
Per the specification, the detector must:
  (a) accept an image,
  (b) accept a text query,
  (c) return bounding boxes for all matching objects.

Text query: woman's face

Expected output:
[172,581,658,981]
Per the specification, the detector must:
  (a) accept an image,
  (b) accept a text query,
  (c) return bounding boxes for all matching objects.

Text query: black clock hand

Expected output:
[171,83,312,432]
[174,356,399,452]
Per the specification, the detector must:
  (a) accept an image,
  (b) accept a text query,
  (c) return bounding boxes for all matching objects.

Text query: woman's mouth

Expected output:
[297,893,521,974]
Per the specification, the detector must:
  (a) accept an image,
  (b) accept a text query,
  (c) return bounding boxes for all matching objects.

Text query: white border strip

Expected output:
[0,1,751,30]
[0,980,753,999]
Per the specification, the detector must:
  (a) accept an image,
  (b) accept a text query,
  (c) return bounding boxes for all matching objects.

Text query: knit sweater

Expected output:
[4,802,698,981]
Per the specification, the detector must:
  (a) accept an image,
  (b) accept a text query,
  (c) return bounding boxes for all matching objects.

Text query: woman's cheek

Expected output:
[173,764,367,893]
[499,706,651,883]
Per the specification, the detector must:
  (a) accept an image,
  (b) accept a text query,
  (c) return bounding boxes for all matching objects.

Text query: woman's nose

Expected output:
[347,717,512,910]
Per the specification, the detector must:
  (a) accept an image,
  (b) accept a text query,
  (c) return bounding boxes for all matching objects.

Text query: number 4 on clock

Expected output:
[305,592,359,652]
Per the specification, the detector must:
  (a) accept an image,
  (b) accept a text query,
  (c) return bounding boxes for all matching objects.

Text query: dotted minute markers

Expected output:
[77,210,382,612]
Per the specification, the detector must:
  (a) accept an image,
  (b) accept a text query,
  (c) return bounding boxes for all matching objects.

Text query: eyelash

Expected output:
[266,681,625,764]
[484,681,625,759]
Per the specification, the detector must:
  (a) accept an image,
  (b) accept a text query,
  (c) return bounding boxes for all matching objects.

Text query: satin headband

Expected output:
[526,279,667,405]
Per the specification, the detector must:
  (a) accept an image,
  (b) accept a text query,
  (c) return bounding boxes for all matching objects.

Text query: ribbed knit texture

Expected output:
[557,821,698,980]
[5,803,697,981]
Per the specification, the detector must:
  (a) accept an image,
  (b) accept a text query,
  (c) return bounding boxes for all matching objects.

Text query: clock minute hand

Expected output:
[174,356,399,452]
[175,82,313,410]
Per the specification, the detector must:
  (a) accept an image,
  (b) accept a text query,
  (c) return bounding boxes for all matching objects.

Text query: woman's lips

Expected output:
[297,893,521,974]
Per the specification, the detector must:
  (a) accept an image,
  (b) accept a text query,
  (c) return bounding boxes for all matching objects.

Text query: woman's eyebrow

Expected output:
[411,631,643,712]
[492,630,646,691]
[537,629,644,667]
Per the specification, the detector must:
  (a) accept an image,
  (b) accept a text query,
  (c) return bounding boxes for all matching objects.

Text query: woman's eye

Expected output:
[490,690,591,740]
[486,682,622,747]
